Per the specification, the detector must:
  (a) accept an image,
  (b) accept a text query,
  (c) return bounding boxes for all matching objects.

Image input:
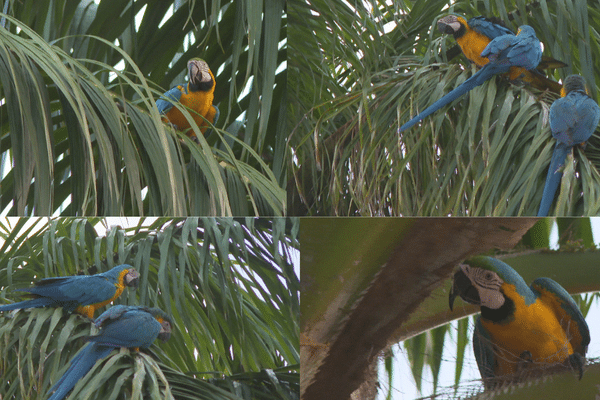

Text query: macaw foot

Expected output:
[78,314,95,323]
[516,350,533,373]
[519,350,532,361]
[566,352,585,380]
[75,307,96,320]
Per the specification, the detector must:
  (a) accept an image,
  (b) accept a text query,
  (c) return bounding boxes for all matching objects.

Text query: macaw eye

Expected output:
[485,271,493,280]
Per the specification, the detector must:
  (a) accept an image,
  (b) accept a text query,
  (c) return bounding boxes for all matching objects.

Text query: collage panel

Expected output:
[0,0,286,217]
[300,218,600,399]
[0,217,299,399]
[289,0,600,216]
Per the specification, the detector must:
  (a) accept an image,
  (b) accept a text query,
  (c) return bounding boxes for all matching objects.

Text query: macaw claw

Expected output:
[567,352,585,380]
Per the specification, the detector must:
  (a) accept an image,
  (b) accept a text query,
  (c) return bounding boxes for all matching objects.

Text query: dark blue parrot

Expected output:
[400,25,542,131]
[537,75,600,216]
[449,256,590,388]
[0,265,140,318]
[47,305,172,400]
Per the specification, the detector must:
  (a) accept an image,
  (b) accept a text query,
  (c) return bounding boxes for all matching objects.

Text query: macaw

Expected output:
[449,256,590,388]
[437,14,565,93]
[156,58,220,142]
[0,265,139,318]
[47,305,172,400]
[400,25,542,131]
[537,75,600,216]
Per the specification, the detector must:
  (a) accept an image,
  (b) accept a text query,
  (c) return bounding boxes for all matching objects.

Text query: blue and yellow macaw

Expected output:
[537,75,600,216]
[47,305,172,400]
[437,15,565,93]
[400,25,542,131]
[449,256,590,388]
[156,58,220,142]
[0,265,139,318]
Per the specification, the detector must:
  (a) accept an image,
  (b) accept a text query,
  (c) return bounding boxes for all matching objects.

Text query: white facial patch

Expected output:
[461,264,505,309]
[189,60,211,83]
[199,62,211,82]
[448,21,462,32]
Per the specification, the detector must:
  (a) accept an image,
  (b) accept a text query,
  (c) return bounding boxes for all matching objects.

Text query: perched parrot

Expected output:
[437,14,565,93]
[537,75,600,216]
[0,265,139,318]
[400,25,542,131]
[47,305,172,400]
[449,256,590,388]
[156,58,220,142]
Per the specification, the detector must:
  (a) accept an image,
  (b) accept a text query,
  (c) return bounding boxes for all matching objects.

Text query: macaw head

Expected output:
[126,269,140,288]
[560,75,589,98]
[449,256,534,315]
[187,58,215,92]
[104,265,140,288]
[437,14,468,36]
[148,307,173,342]
[515,25,536,38]
[118,265,140,288]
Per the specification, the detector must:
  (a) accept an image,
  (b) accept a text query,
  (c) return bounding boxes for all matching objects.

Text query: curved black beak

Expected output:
[437,21,455,35]
[126,268,140,288]
[159,320,172,342]
[188,61,200,85]
[449,267,480,310]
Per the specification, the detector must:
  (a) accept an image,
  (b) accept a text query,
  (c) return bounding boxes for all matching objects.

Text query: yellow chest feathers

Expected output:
[164,85,215,132]
[481,284,573,374]
[457,29,493,67]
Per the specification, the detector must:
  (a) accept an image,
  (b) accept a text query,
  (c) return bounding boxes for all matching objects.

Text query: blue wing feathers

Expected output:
[21,275,116,309]
[473,316,496,380]
[156,86,183,114]
[91,310,161,348]
[0,266,130,313]
[468,17,514,38]
[213,105,220,124]
[93,304,132,327]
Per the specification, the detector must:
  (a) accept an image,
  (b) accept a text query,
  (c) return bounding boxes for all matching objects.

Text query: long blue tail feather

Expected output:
[47,343,113,400]
[400,63,505,132]
[0,297,54,312]
[537,142,570,216]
